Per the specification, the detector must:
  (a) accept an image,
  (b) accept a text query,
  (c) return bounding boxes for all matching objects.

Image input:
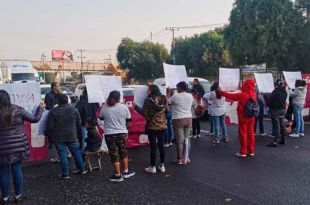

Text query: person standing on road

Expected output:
[75,88,99,144]
[209,82,228,144]
[45,94,87,180]
[267,79,288,147]
[219,79,257,158]
[289,80,307,138]
[254,85,266,136]
[44,82,61,163]
[99,91,135,182]
[168,82,193,165]
[191,79,205,138]
[0,90,45,203]
[134,85,169,174]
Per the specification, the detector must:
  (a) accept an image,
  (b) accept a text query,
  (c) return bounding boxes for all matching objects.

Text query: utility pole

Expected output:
[77,49,86,83]
[41,53,46,83]
[165,27,179,65]
[150,32,153,42]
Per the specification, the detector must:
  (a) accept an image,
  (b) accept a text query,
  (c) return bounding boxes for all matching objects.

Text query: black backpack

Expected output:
[244,96,259,118]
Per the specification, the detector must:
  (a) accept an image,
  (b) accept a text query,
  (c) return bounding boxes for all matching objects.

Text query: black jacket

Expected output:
[85,127,102,152]
[269,87,288,110]
[44,91,57,110]
[191,84,205,99]
[45,105,82,145]
[75,96,99,126]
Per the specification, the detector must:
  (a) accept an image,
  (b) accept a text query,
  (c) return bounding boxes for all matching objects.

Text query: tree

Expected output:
[224,0,306,71]
[117,38,170,82]
[173,30,232,76]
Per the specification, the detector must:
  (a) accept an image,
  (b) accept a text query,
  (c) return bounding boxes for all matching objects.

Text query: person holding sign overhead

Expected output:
[134,85,169,174]
[0,90,45,203]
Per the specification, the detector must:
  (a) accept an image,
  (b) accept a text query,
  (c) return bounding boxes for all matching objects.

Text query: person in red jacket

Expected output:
[219,79,257,158]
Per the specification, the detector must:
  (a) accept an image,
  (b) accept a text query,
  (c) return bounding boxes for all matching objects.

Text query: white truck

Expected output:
[0,60,38,83]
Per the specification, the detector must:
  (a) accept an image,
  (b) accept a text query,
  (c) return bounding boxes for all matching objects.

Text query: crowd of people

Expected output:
[0,77,307,203]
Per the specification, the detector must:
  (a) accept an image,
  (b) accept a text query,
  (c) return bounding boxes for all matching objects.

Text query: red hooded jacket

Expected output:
[220,79,257,117]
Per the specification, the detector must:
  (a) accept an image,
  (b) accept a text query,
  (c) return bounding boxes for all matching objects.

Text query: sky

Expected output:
[0,0,235,62]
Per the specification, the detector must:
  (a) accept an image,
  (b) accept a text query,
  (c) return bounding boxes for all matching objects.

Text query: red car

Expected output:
[97,86,148,147]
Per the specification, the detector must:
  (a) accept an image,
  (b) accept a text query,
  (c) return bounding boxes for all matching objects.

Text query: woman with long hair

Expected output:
[167,82,193,165]
[208,82,228,144]
[0,90,45,203]
[99,91,135,182]
[134,85,169,174]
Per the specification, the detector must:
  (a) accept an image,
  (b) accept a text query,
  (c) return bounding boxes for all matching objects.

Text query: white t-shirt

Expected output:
[168,92,193,120]
[99,103,131,135]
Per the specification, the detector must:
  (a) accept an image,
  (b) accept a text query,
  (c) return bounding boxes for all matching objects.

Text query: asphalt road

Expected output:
[18,120,310,205]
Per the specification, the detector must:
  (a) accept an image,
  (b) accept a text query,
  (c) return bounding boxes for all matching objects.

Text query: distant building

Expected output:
[31,60,126,82]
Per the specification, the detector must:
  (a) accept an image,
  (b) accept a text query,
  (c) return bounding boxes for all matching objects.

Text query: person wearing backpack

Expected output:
[267,79,288,147]
[218,79,257,158]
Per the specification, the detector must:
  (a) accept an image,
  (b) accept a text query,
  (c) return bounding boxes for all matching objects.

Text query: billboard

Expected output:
[51,50,73,61]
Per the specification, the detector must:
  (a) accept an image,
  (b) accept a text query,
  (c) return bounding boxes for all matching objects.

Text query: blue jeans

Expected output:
[293,106,304,134]
[212,115,227,139]
[164,112,174,144]
[55,142,85,175]
[209,115,214,133]
[81,126,88,147]
[0,162,23,198]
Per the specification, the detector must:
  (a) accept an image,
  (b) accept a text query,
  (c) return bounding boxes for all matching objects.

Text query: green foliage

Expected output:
[224,0,308,71]
[117,38,170,81]
[173,31,232,76]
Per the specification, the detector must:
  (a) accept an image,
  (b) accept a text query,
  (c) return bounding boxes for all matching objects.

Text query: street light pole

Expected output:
[166,27,179,65]
[77,49,86,83]
[41,53,46,83]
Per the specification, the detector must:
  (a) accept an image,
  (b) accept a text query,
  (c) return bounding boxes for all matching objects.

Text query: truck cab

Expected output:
[1,60,38,83]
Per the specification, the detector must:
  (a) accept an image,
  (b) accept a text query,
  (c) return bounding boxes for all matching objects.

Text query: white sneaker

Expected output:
[289,133,300,138]
[192,135,197,139]
[299,133,305,137]
[197,134,201,138]
[144,166,156,174]
[157,164,166,173]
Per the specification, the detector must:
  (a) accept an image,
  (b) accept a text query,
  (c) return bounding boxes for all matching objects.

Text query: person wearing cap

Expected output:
[267,79,288,147]
[218,79,257,158]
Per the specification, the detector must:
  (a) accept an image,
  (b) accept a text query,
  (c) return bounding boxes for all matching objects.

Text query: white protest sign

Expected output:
[219,68,240,91]
[0,82,45,147]
[85,75,123,103]
[134,86,148,108]
[254,73,274,93]
[163,63,188,88]
[0,82,41,112]
[283,71,302,89]
[159,85,167,96]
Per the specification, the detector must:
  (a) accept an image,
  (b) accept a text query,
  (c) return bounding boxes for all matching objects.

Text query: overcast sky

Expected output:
[0,0,235,61]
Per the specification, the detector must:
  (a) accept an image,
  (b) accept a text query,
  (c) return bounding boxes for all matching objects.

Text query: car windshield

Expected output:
[11,73,35,81]
[189,81,211,93]
[123,90,134,97]
[200,82,211,93]
[41,87,50,95]
[61,87,72,93]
